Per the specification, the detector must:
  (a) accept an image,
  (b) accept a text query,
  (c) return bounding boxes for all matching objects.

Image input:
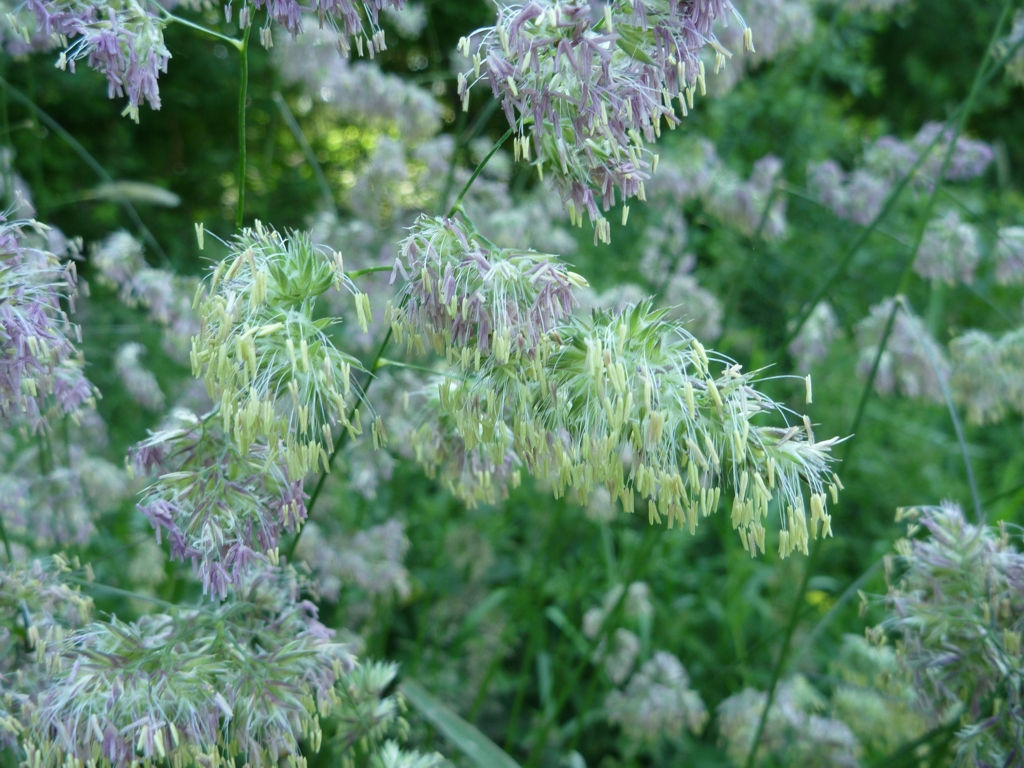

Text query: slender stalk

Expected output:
[742,542,819,768]
[347,265,394,279]
[236,20,252,229]
[449,126,514,217]
[0,514,12,562]
[162,9,243,48]
[744,7,1013,766]
[523,530,659,767]
[0,55,12,208]
[272,91,335,212]
[0,77,168,262]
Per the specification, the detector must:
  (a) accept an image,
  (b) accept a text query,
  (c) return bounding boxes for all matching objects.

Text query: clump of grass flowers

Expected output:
[456,0,753,243]
[876,503,1024,765]
[0,218,94,431]
[130,408,308,598]
[192,223,363,479]
[23,0,406,119]
[393,216,843,555]
[21,565,410,768]
[0,557,92,750]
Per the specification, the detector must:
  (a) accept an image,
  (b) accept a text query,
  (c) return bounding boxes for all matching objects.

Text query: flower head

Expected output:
[114,342,164,410]
[994,226,1024,286]
[434,301,842,556]
[788,302,838,373]
[879,503,1024,766]
[192,224,363,478]
[950,328,1024,424]
[24,566,361,768]
[718,675,862,768]
[130,408,307,598]
[392,214,585,367]
[0,218,95,431]
[806,160,890,227]
[457,0,750,242]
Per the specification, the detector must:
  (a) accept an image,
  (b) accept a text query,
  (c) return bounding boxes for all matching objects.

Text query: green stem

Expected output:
[925,279,946,338]
[743,542,820,768]
[272,91,334,212]
[0,55,12,208]
[347,265,394,279]
[448,126,514,218]
[236,20,252,230]
[0,514,12,562]
[897,294,982,521]
[523,530,659,767]
[164,11,244,49]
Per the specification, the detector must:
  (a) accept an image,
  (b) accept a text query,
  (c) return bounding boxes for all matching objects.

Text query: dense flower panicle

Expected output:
[701,154,788,239]
[914,209,981,284]
[994,225,1024,285]
[788,302,838,373]
[192,224,364,478]
[27,0,405,118]
[1,414,129,546]
[407,379,523,507]
[24,567,365,768]
[0,557,92,656]
[950,328,1024,424]
[581,582,651,683]
[294,519,411,602]
[855,298,949,403]
[250,0,404,56]
[0,558,92,747]
[114,342,164,410]
[457,0,751,243]
[436,302,841,556]
[384,2,425,38]
[130,408,307,598]
[880,504,1024,765]
[91,231,200,363]
[864,123,994,188]
[25,0,171,121]
[717,676,862,768]
[0,219,95,431]
[276,24,441,143]
[392,215,586,367]
[806,160,890,227]
[605,651,708,745]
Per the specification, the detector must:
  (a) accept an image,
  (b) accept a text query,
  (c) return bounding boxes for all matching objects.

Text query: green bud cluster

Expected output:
[192,224,364,479]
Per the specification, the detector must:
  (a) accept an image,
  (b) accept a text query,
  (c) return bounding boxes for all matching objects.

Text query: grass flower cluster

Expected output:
[879,504,1024,765]
[457,0,752,243]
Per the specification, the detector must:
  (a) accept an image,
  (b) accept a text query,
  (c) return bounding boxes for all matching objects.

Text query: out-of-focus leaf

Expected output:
[86,181,181,207]
[400,678,523,768]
